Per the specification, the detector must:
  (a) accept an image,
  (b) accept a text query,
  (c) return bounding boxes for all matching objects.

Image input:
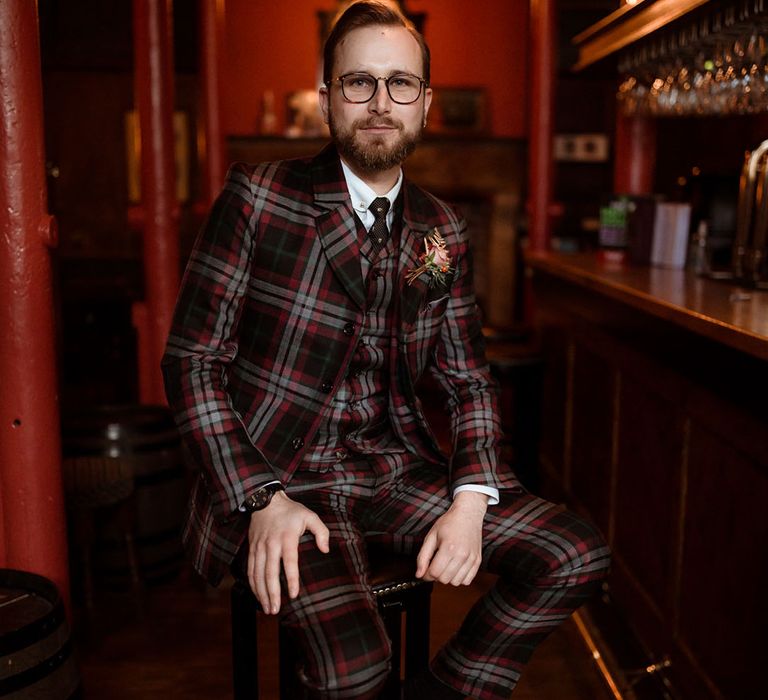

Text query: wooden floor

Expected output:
[74,568,615,699]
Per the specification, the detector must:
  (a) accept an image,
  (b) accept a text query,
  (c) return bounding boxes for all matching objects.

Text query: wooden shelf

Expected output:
[572,0,710,70]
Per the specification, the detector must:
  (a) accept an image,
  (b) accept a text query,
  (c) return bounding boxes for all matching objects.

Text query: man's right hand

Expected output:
[246,491,330,615]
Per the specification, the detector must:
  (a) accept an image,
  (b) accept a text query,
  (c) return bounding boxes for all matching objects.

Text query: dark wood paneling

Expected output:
[570,341,614,536]
[615,372,683,618]
[539,323,569,487]
[531,254,768,699]
[678,423,768,699]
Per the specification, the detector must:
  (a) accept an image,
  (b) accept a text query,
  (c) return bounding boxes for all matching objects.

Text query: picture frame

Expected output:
[429,87,488,135]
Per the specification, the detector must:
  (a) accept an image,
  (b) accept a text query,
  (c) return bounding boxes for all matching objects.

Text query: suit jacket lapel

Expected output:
[398,183,432,327]
[312,146,366,310]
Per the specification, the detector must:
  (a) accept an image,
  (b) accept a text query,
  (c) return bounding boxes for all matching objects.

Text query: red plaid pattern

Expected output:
[162,145,520,585]
[231,459,610,700]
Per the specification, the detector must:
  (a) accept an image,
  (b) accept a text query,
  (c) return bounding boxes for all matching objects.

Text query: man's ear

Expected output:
[423,87,433,125]
[319,86,330,124]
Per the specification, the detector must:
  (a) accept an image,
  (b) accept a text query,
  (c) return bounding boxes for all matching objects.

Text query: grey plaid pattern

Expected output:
[260,460,611,700]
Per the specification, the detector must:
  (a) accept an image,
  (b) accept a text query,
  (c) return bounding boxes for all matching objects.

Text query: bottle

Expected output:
[688,220,709,275]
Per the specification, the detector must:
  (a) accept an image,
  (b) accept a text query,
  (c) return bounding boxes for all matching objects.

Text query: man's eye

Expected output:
[391,75,417,88]
[348,75,374,88]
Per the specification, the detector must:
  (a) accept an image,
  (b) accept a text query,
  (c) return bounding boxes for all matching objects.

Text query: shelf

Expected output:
[572,0,711,70]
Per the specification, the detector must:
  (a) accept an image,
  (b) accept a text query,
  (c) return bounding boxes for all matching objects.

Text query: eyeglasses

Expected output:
[327,72,427,105]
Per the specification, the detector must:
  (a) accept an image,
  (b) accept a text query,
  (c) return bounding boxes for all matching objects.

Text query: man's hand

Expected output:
[415,491,488,586]
[247,491,330,615]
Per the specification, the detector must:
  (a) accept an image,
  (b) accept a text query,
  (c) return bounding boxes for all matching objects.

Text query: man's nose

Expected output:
[368,78,392,113]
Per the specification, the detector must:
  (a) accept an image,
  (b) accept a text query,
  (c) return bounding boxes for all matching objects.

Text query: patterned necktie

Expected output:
[368,197,390,255]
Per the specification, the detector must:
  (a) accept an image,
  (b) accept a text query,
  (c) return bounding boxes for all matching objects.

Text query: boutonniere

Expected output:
[405,228,453,287]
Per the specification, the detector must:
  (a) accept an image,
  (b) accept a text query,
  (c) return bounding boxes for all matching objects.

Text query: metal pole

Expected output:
[528,0,556,253]
[0,0,70,605]
[199,0,226,206]
[133,0,180,405]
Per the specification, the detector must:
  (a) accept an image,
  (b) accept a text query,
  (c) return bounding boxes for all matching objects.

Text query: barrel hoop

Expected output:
[0,599,65,658]
[134,465,186,487]
[62,438,180,456]
[0,638,73,695]
[92,525,182,549]
[0,571,64,657]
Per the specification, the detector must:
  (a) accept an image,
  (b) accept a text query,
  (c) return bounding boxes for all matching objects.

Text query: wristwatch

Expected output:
[241,483,285,513]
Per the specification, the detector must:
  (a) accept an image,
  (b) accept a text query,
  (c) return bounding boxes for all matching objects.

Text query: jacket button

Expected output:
[291,437,304,450]
[343,322,355,336]
[321,381,333,393]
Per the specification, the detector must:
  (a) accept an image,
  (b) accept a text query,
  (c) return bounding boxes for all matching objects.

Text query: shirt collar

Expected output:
[339,158,403,219]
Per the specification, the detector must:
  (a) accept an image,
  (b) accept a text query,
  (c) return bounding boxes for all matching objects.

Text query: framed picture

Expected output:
[429,87,488,135]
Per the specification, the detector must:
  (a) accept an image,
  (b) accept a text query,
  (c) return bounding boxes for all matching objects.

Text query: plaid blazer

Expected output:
[162,145,521,584]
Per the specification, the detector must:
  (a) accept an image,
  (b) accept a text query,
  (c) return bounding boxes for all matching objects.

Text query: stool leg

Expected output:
[379,601,404,700]
[404,585,432,679]
[231,582,259,700]
[279,625,306,700]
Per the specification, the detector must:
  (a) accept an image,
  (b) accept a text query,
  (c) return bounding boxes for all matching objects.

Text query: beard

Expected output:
[329,111,423,173]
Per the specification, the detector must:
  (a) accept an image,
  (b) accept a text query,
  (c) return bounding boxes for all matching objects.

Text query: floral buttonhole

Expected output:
[406,228,453,288]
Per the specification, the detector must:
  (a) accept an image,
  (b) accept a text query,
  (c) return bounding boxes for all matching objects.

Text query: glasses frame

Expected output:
[327,72,428,105]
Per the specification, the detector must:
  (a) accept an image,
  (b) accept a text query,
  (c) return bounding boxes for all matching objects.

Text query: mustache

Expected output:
[353,117,403,130]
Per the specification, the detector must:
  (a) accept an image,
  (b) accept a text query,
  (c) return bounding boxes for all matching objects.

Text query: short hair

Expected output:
[323,1,431,85]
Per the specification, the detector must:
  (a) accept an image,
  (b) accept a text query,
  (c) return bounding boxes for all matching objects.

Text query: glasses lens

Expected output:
[387,74,422,103]
[341,74,377,102]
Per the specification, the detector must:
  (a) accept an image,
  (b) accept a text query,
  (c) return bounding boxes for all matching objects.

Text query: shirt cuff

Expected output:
[452,484,500,505]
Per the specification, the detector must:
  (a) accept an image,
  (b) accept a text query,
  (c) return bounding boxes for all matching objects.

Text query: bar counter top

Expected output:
[526,250,768,362]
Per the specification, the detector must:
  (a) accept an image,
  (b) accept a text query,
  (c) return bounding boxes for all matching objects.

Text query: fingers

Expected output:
[264,541,283,613]
[246,501,331,614]
[281,541,300,600]
[307,514,331,554]
[421,539,482,586]
[416,531,437,578]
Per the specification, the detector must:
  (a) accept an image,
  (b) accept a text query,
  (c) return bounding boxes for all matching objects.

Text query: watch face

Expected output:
[245,484,282,512]
[250,489,270,510]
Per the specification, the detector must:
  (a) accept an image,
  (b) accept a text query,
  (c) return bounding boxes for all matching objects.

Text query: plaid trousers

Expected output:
[235,456,610,700]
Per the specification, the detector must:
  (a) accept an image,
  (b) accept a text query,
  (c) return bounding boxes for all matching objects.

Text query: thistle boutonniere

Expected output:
[405,228,453,287]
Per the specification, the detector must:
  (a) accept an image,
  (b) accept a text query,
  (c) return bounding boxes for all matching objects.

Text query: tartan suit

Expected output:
[163,144,521,585]
[163,145,610,699]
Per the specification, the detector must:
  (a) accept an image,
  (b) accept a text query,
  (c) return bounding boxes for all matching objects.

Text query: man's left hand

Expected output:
[415,491,488,586]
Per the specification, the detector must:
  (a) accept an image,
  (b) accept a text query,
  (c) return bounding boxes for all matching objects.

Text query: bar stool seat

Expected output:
[231,544,433,700]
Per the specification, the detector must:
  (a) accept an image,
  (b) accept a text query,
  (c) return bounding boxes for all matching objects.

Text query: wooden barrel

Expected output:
[62,404,188,586]
[0,569,80,699]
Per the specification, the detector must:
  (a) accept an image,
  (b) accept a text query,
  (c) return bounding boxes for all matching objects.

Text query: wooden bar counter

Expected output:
[527,251,768,700]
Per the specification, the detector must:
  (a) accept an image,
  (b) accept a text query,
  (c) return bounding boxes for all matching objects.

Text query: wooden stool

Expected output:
[231,545,433,700]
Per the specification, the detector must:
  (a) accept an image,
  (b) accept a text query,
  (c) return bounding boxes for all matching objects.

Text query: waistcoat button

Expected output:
[343,322,355,336]
[291,437,304,450]
[321,381,333,393]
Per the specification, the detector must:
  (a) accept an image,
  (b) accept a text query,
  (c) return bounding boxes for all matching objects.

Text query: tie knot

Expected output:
[369,197,390,220]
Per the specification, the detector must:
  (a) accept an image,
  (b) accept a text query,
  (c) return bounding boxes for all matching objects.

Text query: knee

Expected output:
[555,515,611,586]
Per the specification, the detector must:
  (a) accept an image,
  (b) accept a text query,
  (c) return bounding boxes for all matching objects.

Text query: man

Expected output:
[162,2,610,698]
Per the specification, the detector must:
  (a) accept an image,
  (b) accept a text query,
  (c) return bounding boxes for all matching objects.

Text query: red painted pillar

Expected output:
[199,0,226,206]
[0,0,70,603]
[614,112,656,195]
[133,0,180,405]
[528,0,556,253]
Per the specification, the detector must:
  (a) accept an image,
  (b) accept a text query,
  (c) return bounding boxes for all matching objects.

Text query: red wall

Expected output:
[222,0,529,138]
